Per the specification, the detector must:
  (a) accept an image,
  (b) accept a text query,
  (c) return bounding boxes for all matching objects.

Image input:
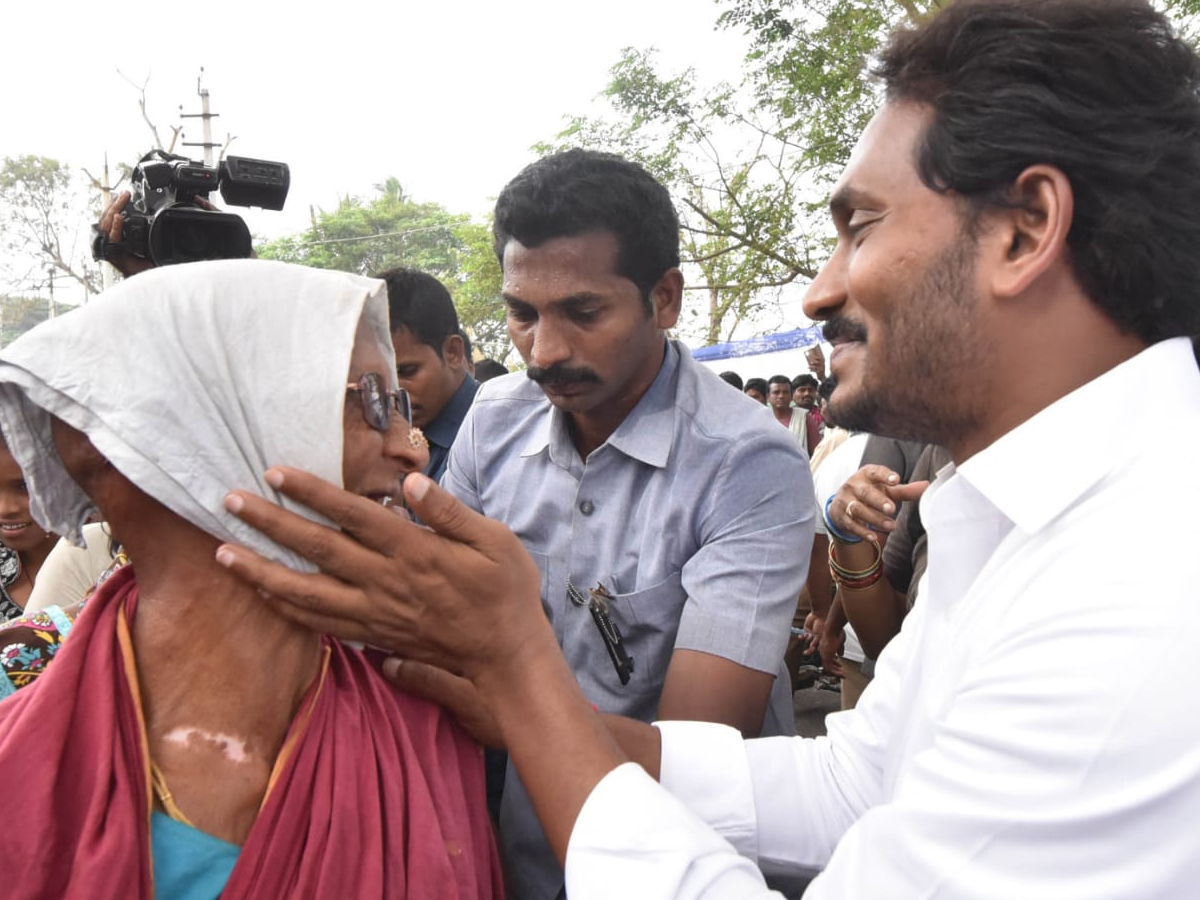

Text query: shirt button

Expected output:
[579,500,595,516]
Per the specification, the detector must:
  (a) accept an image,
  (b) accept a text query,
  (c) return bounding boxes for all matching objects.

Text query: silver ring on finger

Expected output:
[846,500,858,520]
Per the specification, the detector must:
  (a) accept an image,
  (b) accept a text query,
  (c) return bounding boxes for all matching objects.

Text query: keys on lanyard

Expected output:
[567,578,635,685]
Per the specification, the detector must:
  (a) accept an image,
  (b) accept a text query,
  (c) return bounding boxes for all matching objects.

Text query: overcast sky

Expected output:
[4,0,749,239]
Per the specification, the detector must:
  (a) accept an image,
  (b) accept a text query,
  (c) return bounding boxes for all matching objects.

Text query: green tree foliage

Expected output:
[257,179,511,362]
[450,220,508,364]
[1162,0,1200,39]
[546,47,824,345]
[258,178,465,278]
[718,0,921,173]
[0,294,54,347]
[0,155,102,299]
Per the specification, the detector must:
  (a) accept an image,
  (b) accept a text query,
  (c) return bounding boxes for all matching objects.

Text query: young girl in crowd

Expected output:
[0,444,58,620]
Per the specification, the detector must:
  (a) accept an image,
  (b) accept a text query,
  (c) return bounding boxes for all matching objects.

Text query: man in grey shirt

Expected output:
[442,149,814,899]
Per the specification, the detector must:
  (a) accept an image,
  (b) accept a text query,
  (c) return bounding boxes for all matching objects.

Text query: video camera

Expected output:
[92,150,290,267]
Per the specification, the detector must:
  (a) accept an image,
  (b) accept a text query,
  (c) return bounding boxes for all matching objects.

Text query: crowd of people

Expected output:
[2,0,1200,897]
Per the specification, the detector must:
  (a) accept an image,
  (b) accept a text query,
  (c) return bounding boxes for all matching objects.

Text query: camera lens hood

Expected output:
[148,205,253,266]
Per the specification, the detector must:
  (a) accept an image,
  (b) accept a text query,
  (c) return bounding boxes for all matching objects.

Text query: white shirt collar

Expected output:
[945,337,1197,535]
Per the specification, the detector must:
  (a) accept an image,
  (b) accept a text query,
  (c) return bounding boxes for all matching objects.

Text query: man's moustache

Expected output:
[820,316,868,344]
[526,365,601,386]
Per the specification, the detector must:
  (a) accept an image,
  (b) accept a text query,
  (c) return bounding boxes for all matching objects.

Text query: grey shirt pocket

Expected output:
[598,571,686,715]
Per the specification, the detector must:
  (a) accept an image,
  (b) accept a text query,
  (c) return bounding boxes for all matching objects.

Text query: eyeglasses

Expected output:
[346,372,412,432]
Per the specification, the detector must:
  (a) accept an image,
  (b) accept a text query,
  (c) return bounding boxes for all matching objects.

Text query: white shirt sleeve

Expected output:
[565,762,785,900]
[565,581,1200,899]
[562,620,931,900]
[563,704,891,900]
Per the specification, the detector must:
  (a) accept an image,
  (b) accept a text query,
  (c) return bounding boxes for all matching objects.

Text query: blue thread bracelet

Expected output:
[824,494,863,544]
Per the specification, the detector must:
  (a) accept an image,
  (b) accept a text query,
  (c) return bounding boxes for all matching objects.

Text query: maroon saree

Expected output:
[0,566,504,899]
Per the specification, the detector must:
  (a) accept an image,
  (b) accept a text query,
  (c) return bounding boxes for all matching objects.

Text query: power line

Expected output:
[267,223,454,249]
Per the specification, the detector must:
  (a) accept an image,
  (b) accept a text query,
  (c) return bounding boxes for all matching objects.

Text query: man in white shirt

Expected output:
[218,0,1200,897]
[767,374,810,450]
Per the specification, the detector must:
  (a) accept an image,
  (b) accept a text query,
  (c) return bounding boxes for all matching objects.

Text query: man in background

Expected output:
[474,359,509,382]
[743,376,768,404]
[768,374,809,449]
[791,373,819,411]
[377,267,478,483]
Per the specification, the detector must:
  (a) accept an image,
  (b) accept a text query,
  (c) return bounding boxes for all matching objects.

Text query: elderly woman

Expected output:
[0,260,502,899]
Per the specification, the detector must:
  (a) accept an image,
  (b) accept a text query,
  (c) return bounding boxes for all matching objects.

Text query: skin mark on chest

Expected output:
[162,726,252,764]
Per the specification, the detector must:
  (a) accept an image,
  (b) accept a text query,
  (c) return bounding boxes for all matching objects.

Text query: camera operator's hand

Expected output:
[98,192,156,279]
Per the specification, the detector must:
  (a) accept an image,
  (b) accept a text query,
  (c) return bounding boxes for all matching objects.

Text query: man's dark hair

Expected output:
[718,370,744,390]
[818,377,839,429]
[791,374,819,391]
[875,0,1200,343]
[768,375,792,390]
[492,149,681,313]
[375,267,460,358]
[744,377,769,396]
[475,359,509,382]
[458,327,473,362]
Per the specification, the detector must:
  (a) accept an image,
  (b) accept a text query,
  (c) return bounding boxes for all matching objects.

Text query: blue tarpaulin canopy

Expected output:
[690,325,825,362]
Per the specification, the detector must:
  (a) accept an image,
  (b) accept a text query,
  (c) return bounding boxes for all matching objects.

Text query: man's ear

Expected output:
[650,268,684,329]
[985,164,1074,300]
[441,333,466,369]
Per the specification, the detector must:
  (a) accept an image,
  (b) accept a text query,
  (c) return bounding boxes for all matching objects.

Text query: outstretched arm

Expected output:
[217,469,656,863]
[218,468,866,898]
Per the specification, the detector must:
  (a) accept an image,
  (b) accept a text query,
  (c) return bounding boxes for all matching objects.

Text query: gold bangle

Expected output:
[827,539,882,579]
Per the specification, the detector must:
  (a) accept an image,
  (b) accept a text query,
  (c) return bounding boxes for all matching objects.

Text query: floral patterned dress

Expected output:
[0,549,127,699]
[0,544,24,623]
[0,605,76,699]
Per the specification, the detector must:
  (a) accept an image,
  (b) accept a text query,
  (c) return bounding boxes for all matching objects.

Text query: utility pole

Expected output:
[99,155,113,293]
[180,68,219,166]
[85,153,127,295]
[46,268,57,320]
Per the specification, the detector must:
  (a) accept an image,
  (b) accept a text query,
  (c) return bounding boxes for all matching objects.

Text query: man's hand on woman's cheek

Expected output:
[215,467,548,684]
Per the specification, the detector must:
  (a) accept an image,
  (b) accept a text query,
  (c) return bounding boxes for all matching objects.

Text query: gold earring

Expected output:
[408,426,429,451]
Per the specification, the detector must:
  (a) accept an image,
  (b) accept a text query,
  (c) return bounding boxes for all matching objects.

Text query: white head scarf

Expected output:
[0,258,393,572]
